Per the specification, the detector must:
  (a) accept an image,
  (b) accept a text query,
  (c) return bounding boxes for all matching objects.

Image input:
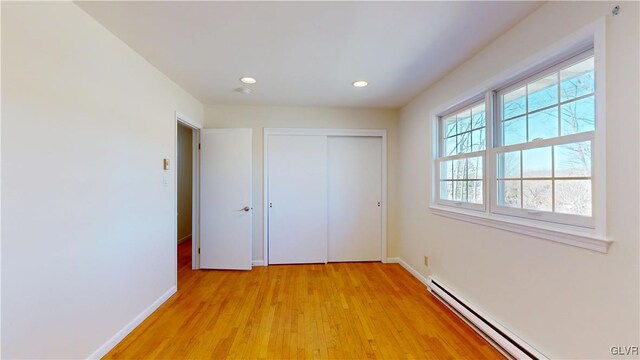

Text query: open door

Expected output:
[200,128,252,270]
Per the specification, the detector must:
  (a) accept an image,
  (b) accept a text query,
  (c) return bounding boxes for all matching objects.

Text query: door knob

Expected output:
[240,206,251,212]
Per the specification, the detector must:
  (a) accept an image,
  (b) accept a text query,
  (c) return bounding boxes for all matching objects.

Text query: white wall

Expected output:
[398,2,639,359]
[177,124,193,242]
[204,104,399,263]
[1,2,203,358]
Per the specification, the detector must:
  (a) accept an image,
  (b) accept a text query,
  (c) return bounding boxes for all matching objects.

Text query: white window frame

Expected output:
[435,98,487,212]
[429,18,610,253]
[491,49,595,228]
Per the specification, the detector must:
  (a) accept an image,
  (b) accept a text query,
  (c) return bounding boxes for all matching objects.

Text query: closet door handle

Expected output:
[239,206,251,212]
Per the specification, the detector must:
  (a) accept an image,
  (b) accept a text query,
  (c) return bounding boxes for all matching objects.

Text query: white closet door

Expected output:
[328,136,382,262]
[268,135,328,264]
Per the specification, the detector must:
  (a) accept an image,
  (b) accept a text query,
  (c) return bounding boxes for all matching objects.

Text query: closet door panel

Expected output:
[328,136,382,262]
[268,135,328,264]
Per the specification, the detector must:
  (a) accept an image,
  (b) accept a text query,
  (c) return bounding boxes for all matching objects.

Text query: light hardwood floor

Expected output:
[105,241,503,359]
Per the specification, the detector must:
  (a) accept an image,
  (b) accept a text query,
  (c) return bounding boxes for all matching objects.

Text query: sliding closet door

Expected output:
[268,135,328,264]
[328,136,382,262]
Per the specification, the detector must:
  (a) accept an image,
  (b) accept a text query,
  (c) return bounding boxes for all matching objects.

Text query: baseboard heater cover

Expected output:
[428,277,547,360]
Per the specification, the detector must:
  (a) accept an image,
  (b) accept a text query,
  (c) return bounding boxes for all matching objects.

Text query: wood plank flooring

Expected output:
[105,241,503,359]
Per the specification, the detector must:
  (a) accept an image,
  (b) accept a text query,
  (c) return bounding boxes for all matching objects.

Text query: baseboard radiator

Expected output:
[428,277,547,360]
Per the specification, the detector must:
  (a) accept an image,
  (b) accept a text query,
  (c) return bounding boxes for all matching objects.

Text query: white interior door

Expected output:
[268,135,327,264]
[328,136,382,262]
[200,128,252,270]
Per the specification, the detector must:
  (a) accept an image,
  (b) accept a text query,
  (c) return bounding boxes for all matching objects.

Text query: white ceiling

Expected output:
[77,1,542,109]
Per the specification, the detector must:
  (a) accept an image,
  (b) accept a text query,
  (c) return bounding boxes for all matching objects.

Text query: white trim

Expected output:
[380,132,389,263]
[430,205,611,253]
[191,128,201,270]
[87,286,177,360]
[264,128,386,137]
[252,260,265,267]
[263,131,269,266]
[263,128,388,266]
[175,111,202,130]
[387,257,429,287]
[493,131,593,154]
[437,197,485,212]
[428,277,547,360]
[485,90,496,219]
[438,149,486,162]
[591,17,607,238]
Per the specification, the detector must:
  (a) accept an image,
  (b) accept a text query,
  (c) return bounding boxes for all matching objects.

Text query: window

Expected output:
[494,50,595,228]
[433,45,604,246]
[437,101,486,210]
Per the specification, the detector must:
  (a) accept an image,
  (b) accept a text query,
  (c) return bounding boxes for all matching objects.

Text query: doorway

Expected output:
[175,115,201,285]
[177,122,194,272]
[175,123,254,276]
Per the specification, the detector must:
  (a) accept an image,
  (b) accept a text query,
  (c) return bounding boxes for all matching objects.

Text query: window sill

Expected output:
[429,205,611,253]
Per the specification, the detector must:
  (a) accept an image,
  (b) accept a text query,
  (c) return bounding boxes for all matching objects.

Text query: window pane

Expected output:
[522,146,551,178]
[452,181,467,202]
[471,104,486,129]
[440,160,453,180]
[528,74,558,112]
[498,151,520,179]
[467,156,483,180]
[555,141,591,177]
[498,180,521,208]
[555,180,592,216]
[561,57,595,101]
[452,159,467,180]
[561,95,595,135]
[522,180,552,211]
[471,128,486,151]
[503,86,526,119]
[457,109,472,133]
[528,108,558,141]
[457,132,471,154]
[468,181,483,204]
[503,116,526,146]
[445,116,457,137]
[445,136,457,156]
[440,181,453,201]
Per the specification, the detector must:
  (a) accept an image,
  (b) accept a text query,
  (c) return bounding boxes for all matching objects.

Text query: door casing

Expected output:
[175,113,202,282]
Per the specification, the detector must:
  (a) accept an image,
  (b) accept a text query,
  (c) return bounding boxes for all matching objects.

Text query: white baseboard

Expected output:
[177,234,191,244]
[386,257,430,287]
[87,286,177,359]
[252,260,265,267]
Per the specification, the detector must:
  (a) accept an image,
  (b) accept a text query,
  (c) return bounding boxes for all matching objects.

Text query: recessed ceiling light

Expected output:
[240,76,257,84]
[352,80,368,88]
